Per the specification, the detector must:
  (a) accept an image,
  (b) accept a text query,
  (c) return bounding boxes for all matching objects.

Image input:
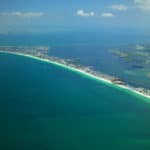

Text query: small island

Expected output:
[0,45,150,100]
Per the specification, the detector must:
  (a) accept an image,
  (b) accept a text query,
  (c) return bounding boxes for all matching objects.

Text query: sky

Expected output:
[0,0,150,34]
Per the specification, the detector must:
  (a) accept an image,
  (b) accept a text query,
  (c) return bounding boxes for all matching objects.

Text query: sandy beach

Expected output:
[0,50,150,102]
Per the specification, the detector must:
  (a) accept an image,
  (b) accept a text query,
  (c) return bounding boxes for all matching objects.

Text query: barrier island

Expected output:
[0,46,150,101]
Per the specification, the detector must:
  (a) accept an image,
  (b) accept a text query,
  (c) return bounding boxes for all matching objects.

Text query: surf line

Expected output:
[0,50,150,102]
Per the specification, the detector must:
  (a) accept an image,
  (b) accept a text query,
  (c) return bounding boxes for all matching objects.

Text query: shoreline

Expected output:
[1,50,150,102]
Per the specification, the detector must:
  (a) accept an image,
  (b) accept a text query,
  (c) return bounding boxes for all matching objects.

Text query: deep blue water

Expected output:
[1,53,150,150]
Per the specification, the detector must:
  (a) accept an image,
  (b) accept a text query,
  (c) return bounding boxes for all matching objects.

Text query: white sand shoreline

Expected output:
[1,50,150,102]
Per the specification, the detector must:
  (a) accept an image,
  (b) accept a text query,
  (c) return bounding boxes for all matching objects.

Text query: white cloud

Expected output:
[108,1,150,11]
[0,12,44,17]
[76,10,95,17]
[134,0,150,10]
[109,4,128,11]
[101,13,114,18]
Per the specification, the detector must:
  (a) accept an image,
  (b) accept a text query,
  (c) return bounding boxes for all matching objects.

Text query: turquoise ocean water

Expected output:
[1,53,150,150]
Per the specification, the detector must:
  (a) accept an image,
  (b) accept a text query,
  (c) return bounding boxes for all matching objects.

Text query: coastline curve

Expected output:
[0,50,150,103]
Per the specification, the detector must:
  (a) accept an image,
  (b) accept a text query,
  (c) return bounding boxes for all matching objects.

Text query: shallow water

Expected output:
[1,53,150,150]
